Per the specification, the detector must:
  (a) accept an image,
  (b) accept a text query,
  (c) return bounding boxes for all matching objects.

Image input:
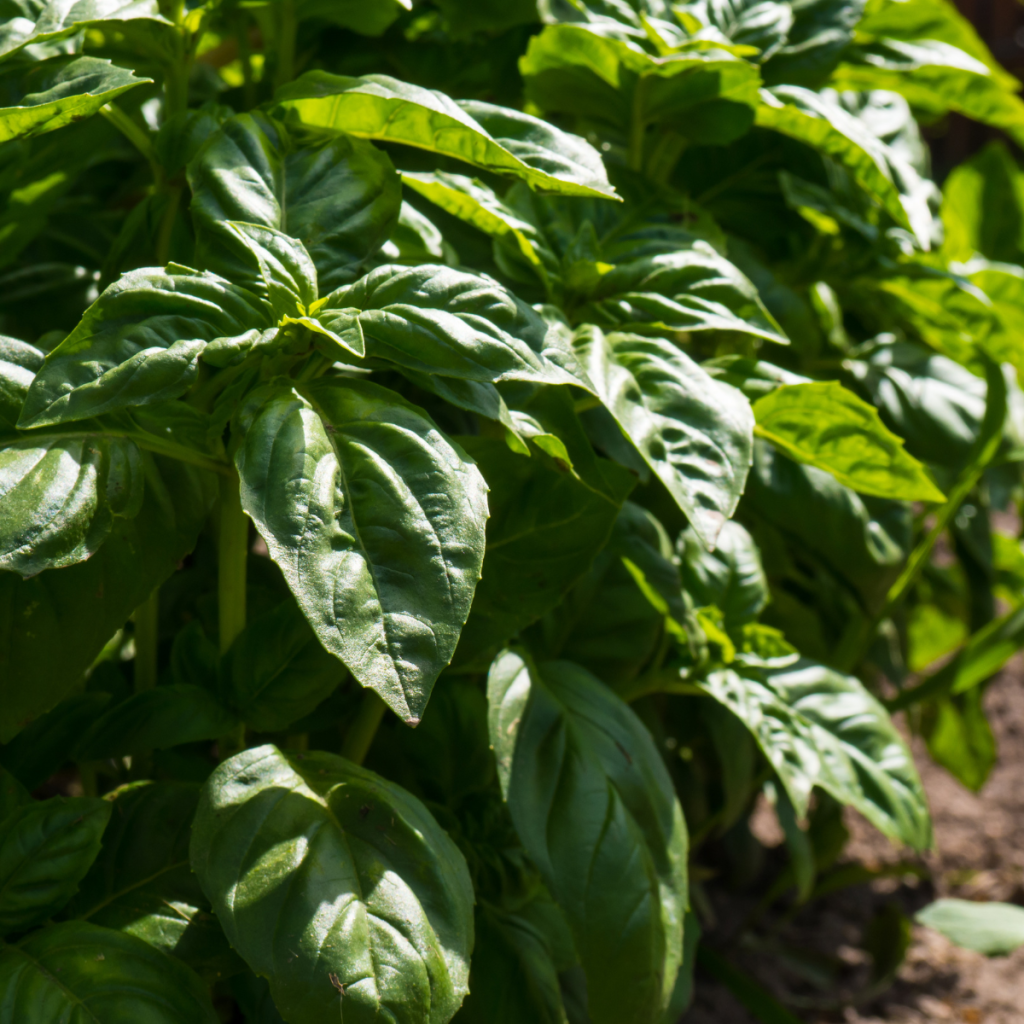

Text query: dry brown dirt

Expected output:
[684,659,1024,1023]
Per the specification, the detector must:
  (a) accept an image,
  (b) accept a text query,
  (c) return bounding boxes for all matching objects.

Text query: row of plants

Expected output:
[2,0,1024,1020]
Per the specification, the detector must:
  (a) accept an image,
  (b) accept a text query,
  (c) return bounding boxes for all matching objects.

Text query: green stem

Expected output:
[274,0,298,92]
[218,474,248,656]
[341,690,387,766]
[100,104,162,183]
[132,588,160,692]
[627,77,649,172]
[155,185,183,268]
[236,11,256,109]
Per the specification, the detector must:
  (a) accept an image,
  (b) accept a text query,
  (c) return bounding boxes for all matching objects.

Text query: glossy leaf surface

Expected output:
[0,56,150,144]
[191,744,474,1024]
[700,660,931,848]
[752,381,946,502]
[20,267,270,428]
[275,72,617,199]
[0,921,219,1024]
[488,650,688,1024]
[68,782,238,978]
[574,326,755,546]
[189,113,401,292]
[235,377,488,723]
[0,797,110,935]
[0,434,143,577]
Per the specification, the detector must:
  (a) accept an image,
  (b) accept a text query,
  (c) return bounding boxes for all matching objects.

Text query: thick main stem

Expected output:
[341,690,387,766]
[132,588,160,692]
[274,0,298,92]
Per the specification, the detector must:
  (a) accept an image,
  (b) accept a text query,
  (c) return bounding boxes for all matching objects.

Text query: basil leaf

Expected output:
[0,766,29,822]
[191,744,475,1024]
[574,326,755,547]
[0,797,110,935]
[401,171,550,277]
[752,380,946,502]
[761,0,865,85]
[74,685,238,761]
[188,112,401,292]
[833,38,1024,148]
[19,266,271,429]
[521,25,762,147]
[323,264,584,387]
[574,243,789,344]
[0,434,143,576]
[0,2,171,61]
[488,650,688,1024]
[297,0,411,36]
[274,72,617,199]
[940,140,1024,264]
[755,85,927,245]
[0,920,219,1023]
[68,782,241,980]
[0,335,43,432]
[699,659,931,848]
[696,0,794,61]
[0,456,216,742]
[453,437,634,670]
[917,899,1024,957]
[455,903,569,1024]
[678,518,768,631]
[222,598,346,732]
[0,56,150,143]
[235,377,488,723]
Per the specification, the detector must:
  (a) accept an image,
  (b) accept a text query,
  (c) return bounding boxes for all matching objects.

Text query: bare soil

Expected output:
[685,659,1024,1023]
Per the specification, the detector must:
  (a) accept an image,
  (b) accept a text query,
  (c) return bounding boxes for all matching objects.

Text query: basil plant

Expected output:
[0,0,1021,1020]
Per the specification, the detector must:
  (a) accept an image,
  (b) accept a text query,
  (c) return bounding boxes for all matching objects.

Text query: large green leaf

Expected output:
[752,381,946,502]
[68,782,239,979]
[754,85,928,245]
[699,659,931,848]
[0,920,219,1023]
[274,72,617,199]
[520,25,762,149]
[19,266,270,429]
[235,377,488,724]
[452,436,634,669]
[940,141,1024,264]
[571,244,789,344]
[191,744,475,1024]
[0,796,110,935]
[686,0,794,62]
[574,326,755,546]
[297,0,411,35]
[401,171,549,277]
[0,456,216,742]
[761,0,865,85]
[322,264,584,387]
[454,903,569,1024]
[832,37,1024,148]
[488,650,688,1024]
[188,113,401,293]
[917,899,1024,956]
[846,339,985,469]
[221,598,346,732]
[0,434,143,576]
[73,685,238,761]
[678,518,767,630]
[0,0,171,61]
[0,55,151,144]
